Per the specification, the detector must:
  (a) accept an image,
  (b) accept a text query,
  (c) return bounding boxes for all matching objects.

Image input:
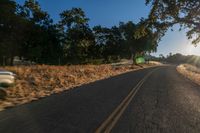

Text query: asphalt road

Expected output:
[0,65,200,133]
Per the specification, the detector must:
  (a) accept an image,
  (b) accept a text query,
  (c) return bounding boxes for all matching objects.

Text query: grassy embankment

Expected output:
[177,64,200,85]
[0,62,160,111]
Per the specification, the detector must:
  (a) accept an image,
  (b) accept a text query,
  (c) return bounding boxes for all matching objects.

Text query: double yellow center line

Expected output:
[95,68,159,133]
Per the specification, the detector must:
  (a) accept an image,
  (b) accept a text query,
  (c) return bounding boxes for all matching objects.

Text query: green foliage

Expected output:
[119,21,158,63]
[59,8,95,64]
[146,0,200,45]
[0,0,159,65]
[59,8,89,29]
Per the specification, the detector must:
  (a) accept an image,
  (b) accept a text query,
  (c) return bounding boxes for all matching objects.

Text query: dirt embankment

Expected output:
[177,64,200,85]
[0,63,159,111]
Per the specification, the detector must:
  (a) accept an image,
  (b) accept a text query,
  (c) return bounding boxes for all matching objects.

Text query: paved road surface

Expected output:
[0,65,200,133]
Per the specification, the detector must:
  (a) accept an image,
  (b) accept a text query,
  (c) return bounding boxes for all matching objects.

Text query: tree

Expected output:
[119,21,158,63]
[23,0,53,26]
[146,0,200,45]
[0,1,161,66]
[119,21,137,59]
[0,0,26,65]
[59,8,89,30]
[159,54,165,60]
[93,25,123,62]
[18,0,62,64]
[59,8,95,64]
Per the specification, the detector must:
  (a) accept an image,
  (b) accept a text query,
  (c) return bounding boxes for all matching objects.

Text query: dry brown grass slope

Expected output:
[0,63,159,111]
[177,64,200,86]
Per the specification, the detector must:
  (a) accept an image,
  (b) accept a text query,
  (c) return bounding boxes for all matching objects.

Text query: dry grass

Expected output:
[148,61,163,65]
[177,64,200,85]
[0,63,159,111]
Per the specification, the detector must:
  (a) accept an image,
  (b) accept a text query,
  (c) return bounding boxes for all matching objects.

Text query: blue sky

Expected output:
[16,0,200,57]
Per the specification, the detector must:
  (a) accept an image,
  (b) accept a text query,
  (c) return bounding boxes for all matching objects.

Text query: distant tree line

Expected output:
[0,0,160,65]
[164,53,200,67]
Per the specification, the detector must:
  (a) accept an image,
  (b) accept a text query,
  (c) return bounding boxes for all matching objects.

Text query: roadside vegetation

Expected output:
[177,64,200,86]
[154,53,200,67]
[0,0,158,66]
[0,62,159,111]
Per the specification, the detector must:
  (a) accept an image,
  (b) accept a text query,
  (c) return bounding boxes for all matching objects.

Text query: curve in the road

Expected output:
[95,68,159,133]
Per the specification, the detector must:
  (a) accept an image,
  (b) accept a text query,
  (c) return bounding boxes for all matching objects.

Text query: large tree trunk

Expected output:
[0,56,3,66]
[4,56,14,66]
[10,56,14,66]
[130,47,136,65]
[131,52,138,65]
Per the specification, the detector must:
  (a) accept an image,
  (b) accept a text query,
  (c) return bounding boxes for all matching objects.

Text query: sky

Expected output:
[16,0,200,57]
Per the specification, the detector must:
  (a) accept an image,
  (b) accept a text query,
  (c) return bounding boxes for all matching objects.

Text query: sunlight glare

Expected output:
[186,44,194,55]
[185,40,200,56]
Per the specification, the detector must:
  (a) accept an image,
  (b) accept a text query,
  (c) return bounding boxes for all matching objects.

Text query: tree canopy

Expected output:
[0,0,160,65]
[145,0,200,45]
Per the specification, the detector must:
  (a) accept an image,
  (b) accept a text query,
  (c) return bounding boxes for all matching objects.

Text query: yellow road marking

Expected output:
[95,68,158,133]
